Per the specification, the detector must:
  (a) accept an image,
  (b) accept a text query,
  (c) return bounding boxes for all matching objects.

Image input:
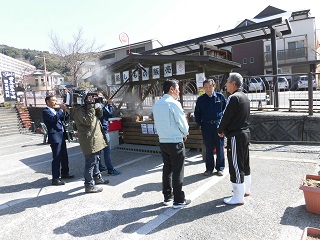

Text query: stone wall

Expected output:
[250,112,320,142]
[27,107,320,143]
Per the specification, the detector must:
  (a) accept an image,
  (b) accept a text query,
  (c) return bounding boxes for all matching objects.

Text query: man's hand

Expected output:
[183,137,187,142]
[61,103,67,110]
[107,99,113,105]
[218,132,224,138]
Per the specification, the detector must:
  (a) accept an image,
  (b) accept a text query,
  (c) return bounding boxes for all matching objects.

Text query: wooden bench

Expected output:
[289,98,320,111]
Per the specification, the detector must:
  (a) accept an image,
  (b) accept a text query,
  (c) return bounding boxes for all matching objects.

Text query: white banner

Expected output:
[176,60,185,75]
[152,66,160,79]
[142,68,149,81]
[115,73,121,84]
[196,73,205,88]
[196,72,206,96]
[164,63,172,77]
[132,69,139,81]
[123,71,129,82]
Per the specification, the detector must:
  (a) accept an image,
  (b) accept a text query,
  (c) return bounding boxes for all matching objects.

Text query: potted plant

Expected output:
[301,227,320,240]
[299,174,320,215]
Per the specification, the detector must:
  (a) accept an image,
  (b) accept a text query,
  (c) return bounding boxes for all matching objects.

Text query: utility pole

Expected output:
[43,55,47,92]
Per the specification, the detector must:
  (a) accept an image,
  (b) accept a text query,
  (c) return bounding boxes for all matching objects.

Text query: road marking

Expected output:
[125,165,228,240]
[0,154,153,209]
[0,151,83,176]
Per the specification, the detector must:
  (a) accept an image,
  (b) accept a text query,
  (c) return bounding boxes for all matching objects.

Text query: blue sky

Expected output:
[0,0,319,53]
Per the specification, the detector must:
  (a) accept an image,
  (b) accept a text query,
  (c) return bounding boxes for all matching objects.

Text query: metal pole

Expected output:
[270,27,279,111]
[308,72,313,116]
[43,55,48,92]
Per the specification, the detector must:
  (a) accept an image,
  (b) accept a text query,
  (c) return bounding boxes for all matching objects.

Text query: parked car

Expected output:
[248,77,264,92]
[297,75,317,90]
[264,76,289,90]
[277,77,289,90]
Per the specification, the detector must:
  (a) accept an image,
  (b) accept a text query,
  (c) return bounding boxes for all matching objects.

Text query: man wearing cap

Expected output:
[194,78,226,176]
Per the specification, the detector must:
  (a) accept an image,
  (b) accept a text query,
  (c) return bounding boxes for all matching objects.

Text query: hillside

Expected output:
[0,44,64,74]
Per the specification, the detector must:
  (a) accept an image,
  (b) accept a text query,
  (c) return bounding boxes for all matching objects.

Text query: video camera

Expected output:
[63,88,103,107]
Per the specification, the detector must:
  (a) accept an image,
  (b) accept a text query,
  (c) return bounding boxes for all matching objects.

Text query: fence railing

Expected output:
[21,72,320,115]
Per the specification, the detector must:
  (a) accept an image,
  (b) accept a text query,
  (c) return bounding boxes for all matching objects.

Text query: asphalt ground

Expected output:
[0,133,320,240]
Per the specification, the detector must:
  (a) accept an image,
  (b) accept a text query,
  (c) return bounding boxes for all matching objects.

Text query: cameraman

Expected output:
[97,91,122,175]
[71,94,109,193]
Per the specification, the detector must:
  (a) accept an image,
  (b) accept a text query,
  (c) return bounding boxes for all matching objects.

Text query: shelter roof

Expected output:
[142,17,291,55]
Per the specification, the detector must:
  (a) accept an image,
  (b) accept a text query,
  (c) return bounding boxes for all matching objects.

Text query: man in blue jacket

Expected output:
[42,95,74,186]
[194,78,226,176]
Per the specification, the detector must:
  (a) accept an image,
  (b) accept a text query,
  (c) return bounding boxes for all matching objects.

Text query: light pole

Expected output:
[35,55,47,91]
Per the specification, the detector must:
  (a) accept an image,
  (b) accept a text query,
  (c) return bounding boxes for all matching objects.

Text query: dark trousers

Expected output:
[160,142,186,203]
[202,123,225,172]
[50,140,69,180]
[226,132,250,184]
[84,151,101,188]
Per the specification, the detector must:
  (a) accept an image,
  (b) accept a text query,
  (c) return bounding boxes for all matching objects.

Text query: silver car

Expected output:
[297,75,317,90]
[277,77,289,90]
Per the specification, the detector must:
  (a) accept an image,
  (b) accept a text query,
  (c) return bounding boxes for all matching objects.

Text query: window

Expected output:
[126,46,146,55]
[265,45,271,52]
[243,58,247,64]
[250,57,254,63]
[288,40,304,49]
[100,53,116,60]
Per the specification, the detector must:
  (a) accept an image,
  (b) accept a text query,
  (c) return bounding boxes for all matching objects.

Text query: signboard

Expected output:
[164,63,172,77]
[176,61,185,75]
[115,73,121,84]
[132,69,139,82]
[142,68,149,81]
[123,71,129,82]
[152,66,160,79]
[1,71,17,102]
[196,73,205,96]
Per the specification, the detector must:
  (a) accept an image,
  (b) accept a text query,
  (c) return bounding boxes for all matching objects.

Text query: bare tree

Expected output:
[49,28,103,87]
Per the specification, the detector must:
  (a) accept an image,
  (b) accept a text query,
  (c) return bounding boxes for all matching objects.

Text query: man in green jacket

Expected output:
[71,94,109,193]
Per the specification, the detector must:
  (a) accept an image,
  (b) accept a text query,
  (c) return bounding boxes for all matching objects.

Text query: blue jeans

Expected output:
[84,151,101,188]
[98,132,114,171]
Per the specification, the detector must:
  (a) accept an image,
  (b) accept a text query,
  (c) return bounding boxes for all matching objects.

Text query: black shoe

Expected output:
[52,179,65,186]
[163,195,174,206]
[172,199,191,209]
[85,185,103,193]
[61,174,75,179]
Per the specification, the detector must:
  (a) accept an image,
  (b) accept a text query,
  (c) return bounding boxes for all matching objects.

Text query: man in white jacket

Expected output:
[153,79,191,209]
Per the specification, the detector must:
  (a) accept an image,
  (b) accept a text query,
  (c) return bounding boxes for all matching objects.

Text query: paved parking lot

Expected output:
[0,133,319,240]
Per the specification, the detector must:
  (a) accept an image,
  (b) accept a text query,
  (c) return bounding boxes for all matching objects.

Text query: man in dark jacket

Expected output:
[42,95,74,186]
[194,79,226,176]
[71,93,109,193]
[218,72,251,205]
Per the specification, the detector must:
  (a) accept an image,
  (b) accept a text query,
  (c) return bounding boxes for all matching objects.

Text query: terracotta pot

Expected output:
[299,174,320,215]
[301,227,320,240]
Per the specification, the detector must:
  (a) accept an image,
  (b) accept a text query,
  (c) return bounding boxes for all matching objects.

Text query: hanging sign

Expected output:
[196,73,206,96]
[176,60,185,75]
[132,69,139,82]
[142,68,149,81]
[115,73,121,84]
[123,71,129,82]
[152,66,160,79]
[164,63,172,77]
